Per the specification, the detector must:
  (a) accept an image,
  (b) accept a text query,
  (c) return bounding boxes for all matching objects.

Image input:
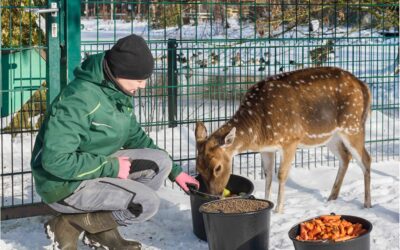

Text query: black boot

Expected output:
[83,228,142,250]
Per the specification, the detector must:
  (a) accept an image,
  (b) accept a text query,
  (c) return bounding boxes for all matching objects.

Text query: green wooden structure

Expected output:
[1,49,46,117]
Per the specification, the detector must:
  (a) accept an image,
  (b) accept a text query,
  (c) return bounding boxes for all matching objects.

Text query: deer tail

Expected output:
[359,80,372,125]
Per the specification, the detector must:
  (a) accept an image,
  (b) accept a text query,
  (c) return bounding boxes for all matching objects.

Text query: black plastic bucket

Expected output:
[189,174,254,241]
[288,215,373,250]
[200,197,274,250]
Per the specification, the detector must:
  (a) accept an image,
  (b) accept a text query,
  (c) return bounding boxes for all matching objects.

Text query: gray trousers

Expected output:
[48,149,172,224]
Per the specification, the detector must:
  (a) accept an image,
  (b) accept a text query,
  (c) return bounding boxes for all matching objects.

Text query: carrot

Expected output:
[296,215,367,241]
[320,215,341,221]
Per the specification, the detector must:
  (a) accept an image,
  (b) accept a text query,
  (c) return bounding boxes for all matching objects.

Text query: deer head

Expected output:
[195,122,236,195]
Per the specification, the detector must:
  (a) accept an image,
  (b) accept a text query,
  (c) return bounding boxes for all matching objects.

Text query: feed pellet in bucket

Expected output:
[201,198,270,213]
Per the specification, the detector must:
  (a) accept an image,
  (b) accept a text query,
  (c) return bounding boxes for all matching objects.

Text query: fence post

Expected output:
[65,0,81,84]
[167,39,178,128]
[46,0,61,104]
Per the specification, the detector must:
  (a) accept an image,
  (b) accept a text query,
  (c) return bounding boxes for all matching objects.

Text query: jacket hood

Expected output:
[73,52,132,107]
[73,53,106,84]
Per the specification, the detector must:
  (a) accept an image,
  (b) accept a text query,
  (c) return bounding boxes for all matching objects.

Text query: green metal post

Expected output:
[65,0,81,83]
[62,0,81,85]
[167,39,178,128]
[46,0,61,104]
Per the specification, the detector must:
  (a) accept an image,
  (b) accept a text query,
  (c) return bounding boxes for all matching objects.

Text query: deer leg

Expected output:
[260,152,275,200]
[339,131,372,208]
[275,143,297,213]
[326,134,351,201]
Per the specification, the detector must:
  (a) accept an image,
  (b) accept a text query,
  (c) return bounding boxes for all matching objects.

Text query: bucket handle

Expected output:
[188,184,221,199]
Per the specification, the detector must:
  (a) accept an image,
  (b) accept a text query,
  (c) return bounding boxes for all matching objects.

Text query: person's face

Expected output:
[116,78,147,95]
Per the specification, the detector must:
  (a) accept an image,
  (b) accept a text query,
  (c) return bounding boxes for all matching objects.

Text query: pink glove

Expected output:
[175,172,200,193]
[117,156,131,179]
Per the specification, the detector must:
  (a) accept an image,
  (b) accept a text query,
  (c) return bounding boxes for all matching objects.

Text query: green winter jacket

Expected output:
[31,52,183,204]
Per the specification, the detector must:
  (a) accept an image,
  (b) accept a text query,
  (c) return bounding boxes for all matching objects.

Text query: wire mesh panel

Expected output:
[1,0,399,215]
[1,1,48,208]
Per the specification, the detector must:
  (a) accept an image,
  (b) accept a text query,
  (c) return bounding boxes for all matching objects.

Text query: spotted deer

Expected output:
[195,67,371,213]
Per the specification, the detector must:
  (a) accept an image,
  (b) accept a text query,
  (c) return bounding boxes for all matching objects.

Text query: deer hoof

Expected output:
[364,202,372,208]
[328,195,338,201]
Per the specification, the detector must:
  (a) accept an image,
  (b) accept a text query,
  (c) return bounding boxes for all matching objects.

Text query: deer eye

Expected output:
[215,165,222,173]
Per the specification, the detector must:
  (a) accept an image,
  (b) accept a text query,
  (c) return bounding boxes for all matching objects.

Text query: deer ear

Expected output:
[222,127,236,147]
[195,122,208,141]
[213,165,222,177]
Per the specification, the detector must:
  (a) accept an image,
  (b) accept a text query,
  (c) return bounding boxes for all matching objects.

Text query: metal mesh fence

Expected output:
[1,1,48,209]
[1,0,399,215]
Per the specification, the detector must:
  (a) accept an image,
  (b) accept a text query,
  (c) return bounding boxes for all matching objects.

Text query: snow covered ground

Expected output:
[1,160,398,250]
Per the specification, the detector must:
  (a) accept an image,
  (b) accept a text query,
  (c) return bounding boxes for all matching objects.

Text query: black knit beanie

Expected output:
[105,34,154,80]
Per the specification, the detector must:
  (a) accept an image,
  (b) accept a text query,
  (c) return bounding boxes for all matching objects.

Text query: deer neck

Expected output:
[214,118,263,156]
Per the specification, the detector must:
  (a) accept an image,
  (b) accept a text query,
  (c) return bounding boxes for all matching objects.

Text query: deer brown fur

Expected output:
[195,67,372,213]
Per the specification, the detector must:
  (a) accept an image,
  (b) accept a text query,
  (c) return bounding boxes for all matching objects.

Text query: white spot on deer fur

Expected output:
[248,110,253,115]
[261,114,265,117]
[273,132,278,136]
[335,75,340,78]
[295,81,300,84]
[306,128,342,139]
[249,128,253,133]
[256,88,260,91]
[277,122,281,126]
[266,125,271,129]
[270,104,274,107]
[246,101,252,106]
[260,97,264,100]
[240,131,244,135]
[268,111,272,115]
[310,75,315,79]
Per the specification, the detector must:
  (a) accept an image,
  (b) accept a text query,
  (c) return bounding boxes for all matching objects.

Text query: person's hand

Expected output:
[175,172,200,194]
[117,156,131,179]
